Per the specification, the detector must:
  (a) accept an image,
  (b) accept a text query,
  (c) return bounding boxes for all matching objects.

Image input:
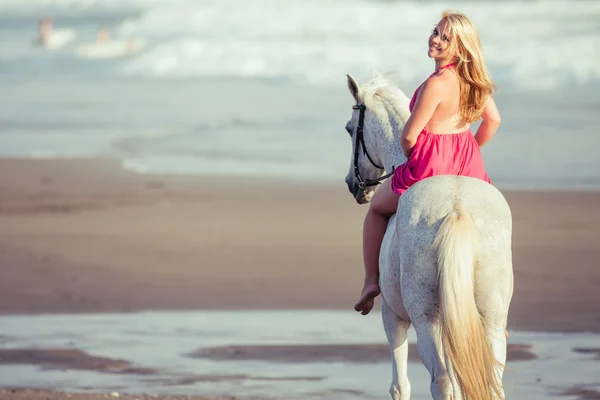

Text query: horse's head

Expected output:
[344,73,410,204]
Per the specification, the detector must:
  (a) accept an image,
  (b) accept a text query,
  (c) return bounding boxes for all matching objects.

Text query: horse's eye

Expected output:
[345,123,353,136]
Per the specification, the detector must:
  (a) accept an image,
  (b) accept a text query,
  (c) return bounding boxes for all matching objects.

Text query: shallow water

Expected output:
[0,310,598,399]
[1,75,599,192]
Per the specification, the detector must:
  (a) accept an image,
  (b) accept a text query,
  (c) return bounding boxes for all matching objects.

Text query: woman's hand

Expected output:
[475,96,501,147]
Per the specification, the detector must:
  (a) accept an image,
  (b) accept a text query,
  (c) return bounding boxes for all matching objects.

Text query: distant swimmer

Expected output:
[96,28,134,53]
[97,27,111,43]
[38,17,53,46]
[125,39,136,54]
[37,17,76,50]
[75,27,146,59]
[96,27,134,53]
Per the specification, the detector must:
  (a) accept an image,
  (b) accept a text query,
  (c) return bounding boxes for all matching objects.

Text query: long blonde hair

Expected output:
[442,10,496,123]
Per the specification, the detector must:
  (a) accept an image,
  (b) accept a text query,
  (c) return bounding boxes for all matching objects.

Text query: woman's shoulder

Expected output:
[422,70,456,94]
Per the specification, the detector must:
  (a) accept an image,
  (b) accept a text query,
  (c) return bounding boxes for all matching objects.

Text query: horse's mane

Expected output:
[360,73,412,127]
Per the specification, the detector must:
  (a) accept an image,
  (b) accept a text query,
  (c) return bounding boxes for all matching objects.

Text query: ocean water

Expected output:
[1,0,599,190]
[0,311,599,399]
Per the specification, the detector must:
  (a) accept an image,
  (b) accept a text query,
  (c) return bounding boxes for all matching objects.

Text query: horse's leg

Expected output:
[476,257,513,399]
[413,322,452,400]
[484,325,507,399]
[382,297,412,400]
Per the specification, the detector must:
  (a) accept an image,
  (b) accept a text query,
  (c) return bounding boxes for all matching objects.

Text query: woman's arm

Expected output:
[401,78,444,158]
[475,96,501,147]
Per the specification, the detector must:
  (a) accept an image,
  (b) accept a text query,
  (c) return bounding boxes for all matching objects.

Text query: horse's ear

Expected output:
[372,70,380,79]
[346,74,360,102]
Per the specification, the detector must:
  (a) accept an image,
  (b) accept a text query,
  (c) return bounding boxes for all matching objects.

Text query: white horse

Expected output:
[343,72,514,400]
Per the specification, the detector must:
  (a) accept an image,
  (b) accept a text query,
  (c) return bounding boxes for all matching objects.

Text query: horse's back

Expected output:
[380,175,513,323]
[399,175,511,226]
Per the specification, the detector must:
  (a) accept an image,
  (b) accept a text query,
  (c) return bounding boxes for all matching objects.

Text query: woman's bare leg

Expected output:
[354,179,400,315]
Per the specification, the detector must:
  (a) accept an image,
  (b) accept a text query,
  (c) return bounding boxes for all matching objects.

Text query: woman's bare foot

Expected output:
[354,282,380,315]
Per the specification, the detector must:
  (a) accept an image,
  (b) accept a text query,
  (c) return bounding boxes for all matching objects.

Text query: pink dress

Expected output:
[391,65,492,195]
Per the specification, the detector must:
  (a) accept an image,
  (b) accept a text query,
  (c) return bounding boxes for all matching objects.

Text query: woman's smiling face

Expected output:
[428,19,454,60]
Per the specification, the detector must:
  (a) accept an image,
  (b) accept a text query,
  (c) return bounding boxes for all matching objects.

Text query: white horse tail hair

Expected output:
[433,206,503,400]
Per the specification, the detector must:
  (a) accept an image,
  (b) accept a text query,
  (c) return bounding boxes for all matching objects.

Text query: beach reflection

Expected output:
[0,311,598,399]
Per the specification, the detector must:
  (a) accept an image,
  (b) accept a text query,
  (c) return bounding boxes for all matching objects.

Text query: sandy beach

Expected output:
[1,158,599,399]
[1,158,599,330]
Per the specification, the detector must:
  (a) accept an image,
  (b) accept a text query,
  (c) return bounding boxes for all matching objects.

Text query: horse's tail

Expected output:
[433,207,502,400]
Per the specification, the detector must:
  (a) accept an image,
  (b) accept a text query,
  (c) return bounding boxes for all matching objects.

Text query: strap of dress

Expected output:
[430,62,456,77]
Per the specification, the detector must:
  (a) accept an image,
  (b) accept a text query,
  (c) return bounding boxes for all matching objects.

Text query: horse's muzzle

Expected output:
[346,178,371,205]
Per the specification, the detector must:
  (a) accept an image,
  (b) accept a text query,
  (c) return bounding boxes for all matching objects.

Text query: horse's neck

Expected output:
[374,106,408,171]
[380,129,406,171]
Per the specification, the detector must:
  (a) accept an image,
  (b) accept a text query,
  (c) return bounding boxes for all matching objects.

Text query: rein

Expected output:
[352,104,395,192]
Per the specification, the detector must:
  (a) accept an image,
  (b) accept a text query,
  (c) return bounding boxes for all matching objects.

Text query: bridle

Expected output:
[352,104,395,193]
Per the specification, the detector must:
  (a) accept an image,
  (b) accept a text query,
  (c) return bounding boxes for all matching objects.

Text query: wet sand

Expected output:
[558,387,600,400]
[572,348,600,360]
[0,313,598,400]
[188,343,537,363]
[0,348,156,375]
[0,388,235,400]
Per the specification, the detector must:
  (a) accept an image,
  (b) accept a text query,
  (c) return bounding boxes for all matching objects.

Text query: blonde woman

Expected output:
[355,10,501,315]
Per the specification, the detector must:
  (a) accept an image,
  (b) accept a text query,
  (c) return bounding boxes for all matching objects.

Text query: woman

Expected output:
[354,10,501,315]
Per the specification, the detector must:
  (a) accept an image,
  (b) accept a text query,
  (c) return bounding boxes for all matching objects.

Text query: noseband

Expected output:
[352,104,395,193]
